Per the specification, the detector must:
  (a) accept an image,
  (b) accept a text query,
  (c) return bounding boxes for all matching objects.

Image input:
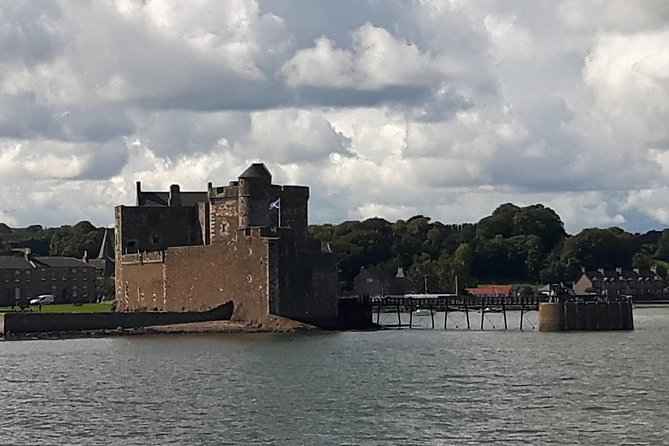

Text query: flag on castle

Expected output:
[269,197,281,227]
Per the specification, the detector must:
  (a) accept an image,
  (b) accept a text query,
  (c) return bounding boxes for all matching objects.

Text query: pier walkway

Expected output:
[370,294,545,330]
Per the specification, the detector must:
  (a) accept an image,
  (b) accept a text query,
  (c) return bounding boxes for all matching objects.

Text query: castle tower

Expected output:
[238,163,272,228]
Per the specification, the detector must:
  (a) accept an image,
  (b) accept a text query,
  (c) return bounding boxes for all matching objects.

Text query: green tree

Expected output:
[560,227,638,271]
[451,242,474,291]
[511,204,566,250]
[632,253,653,271]
[655,230,669,261]
[49,221,105,258]
[476,203,519,239]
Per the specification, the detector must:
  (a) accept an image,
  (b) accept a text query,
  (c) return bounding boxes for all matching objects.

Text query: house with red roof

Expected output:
[465,284,513,298]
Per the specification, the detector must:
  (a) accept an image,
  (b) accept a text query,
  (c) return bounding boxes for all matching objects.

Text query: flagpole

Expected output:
[278,202,281,228]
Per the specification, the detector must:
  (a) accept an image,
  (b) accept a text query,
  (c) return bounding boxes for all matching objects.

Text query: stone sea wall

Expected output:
[0,302,233,336]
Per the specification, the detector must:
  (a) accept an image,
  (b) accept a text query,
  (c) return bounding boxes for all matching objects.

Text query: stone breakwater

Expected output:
[539,301,634,331]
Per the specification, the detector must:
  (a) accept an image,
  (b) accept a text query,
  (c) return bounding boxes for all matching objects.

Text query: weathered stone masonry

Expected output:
[115,163,338,327]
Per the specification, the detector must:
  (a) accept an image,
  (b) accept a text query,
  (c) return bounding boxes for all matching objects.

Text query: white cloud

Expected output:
[236,109,351,163]
[484,14,534,61]
[584,29,669,146]
[282,23,449,90]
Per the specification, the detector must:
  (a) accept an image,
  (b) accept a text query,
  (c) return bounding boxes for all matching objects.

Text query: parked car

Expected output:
[29,294,55,305]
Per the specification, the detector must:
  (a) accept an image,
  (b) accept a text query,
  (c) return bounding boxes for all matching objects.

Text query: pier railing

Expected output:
[366,294,546,330]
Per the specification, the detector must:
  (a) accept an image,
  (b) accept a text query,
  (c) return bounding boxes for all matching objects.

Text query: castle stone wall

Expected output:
[271,233,338,325]
[209,196,240,244]
[115,206,203,253]
[116,260,163,312]
[117,230,271,323]
[278,186,309,245]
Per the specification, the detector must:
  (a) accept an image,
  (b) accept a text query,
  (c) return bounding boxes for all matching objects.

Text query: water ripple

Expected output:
[1,308,668,445]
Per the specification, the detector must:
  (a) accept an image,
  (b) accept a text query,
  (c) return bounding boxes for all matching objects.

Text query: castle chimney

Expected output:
[651,264,658,274]
[168,184,181,207]
[633,268,640,274]
[616,266,623,275]
[136,181,142,206]
[597,268,605,275]
[82,250,88,263]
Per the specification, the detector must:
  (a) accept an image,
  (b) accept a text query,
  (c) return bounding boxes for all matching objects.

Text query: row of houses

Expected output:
[352,266,667,301]
[0,229,114,306]
[573,266,665,299]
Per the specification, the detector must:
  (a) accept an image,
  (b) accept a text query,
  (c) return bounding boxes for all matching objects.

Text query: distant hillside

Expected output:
[309,203,669,293]
[0,221,113,259]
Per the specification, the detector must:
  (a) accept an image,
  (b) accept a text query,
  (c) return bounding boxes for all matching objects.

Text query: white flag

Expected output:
[269,198,281,210]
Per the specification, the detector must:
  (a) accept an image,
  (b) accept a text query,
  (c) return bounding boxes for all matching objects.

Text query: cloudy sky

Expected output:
[2,0,669,233]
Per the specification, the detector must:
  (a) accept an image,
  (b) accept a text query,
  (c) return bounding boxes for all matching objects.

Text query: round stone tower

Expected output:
[238,163,272,228]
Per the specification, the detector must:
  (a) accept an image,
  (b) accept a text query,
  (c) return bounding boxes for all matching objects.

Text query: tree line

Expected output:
[0,221,111,259]
[2,202,669,294]
[309,203,669,293]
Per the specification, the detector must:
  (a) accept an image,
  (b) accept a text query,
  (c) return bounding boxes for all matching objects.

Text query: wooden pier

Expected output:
[370,294,544,330]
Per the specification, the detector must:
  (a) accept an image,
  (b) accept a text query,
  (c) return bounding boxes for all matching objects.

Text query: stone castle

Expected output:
[114,163,338,327]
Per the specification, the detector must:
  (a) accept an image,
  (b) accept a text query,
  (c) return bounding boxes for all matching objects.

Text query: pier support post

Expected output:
[583,303,596,330]
[480,298,486,331]
[623,300,634,330]
[565,302,578,330]
[430,305,435,329]
[538,303,562,332]
[465,300,470,330]
[397,304,402,328]
[503,302,507,330]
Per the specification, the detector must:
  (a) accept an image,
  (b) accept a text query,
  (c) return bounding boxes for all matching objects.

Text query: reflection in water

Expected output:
[1,308,669,445]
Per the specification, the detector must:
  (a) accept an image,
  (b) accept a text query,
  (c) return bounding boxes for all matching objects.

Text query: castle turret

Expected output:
[238,163,272,228]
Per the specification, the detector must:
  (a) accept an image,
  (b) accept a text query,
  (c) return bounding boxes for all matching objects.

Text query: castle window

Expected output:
[126,239,138,251]
[151,233,161,245]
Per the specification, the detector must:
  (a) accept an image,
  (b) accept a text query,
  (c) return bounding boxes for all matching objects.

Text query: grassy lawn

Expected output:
[0,302,114,314]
